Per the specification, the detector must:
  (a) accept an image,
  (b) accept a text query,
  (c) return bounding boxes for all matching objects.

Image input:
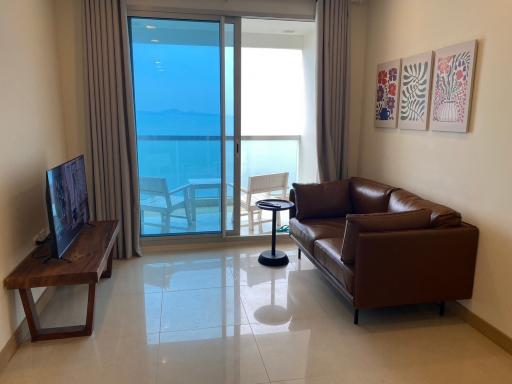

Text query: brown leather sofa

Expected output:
[289,177,479,324]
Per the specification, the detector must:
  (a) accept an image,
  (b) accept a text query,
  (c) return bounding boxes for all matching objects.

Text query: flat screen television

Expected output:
[46,155,90,259]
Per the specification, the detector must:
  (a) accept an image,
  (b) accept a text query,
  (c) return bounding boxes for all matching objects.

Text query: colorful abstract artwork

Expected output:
[375,60,401,128]
[398,52,433,130]
[430,40,477,132]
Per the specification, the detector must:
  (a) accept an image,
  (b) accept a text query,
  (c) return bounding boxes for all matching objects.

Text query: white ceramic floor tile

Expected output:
[251,316,360,382]
[240,279,333,325]
[157,325,269,384]
[160,287,248,332]
[94,292,163,337]
[0,332,159,384]
[96,259,167,297]
[163,255,235,291]
[253,313,512,383]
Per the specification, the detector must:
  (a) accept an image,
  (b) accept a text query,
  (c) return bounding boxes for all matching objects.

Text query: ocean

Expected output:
[136,109,298,193]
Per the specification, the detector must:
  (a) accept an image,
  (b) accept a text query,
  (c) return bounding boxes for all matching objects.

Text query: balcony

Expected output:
[136,18,317,237]
[138,135,300,236]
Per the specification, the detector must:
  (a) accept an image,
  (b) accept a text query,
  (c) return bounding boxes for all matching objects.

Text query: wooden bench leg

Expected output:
[19,284,97,342]
[85,283,96,335]
[101,244,115,279]
[19,288,41,339]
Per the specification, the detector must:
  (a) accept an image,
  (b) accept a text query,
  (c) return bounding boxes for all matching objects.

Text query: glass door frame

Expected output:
[125,10,242,239]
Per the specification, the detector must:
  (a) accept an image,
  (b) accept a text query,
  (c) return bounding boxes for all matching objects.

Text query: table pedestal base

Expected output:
[258,250,289,267]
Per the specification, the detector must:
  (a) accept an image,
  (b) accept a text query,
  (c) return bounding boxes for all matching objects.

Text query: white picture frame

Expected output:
[375,59,401,128]
[398,51,433,130]
[429,40,477,133]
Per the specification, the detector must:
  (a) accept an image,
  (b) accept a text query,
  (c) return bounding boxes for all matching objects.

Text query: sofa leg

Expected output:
[439,301,445,317]
[353,309,359,325]
[298,248,301,259]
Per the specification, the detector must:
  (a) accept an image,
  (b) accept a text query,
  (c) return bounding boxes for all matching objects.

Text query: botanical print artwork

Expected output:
[375,60,401,128]
[398,52,433,130]
[430,40,477,132]
[433,53,470,122]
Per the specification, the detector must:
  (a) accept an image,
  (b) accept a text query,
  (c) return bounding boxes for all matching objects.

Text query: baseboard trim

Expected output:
[0,332,17,377]
[449,302,512,355]
[141,233,294,253]
[0,287,56,374]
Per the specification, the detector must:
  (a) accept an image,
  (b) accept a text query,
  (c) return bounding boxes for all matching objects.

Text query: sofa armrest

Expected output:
[353,224,479,309]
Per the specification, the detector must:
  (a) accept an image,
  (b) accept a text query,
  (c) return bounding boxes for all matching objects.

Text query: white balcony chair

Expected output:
[240,172,289,233]
[139,177,192,233]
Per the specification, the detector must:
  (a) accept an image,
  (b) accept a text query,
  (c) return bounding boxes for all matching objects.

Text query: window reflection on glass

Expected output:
[131,18,222,236]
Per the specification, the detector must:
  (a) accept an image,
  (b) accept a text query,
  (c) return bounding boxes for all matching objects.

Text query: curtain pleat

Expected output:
[83,0,140,258]
[316,0,351,181]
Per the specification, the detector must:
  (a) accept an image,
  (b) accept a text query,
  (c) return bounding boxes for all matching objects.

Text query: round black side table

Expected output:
[256,199,295,267]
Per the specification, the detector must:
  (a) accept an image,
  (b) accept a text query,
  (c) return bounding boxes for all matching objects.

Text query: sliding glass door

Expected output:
[130,15,239,237]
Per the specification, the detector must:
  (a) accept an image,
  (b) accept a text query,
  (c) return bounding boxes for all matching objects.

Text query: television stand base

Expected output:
[4,220,120,342]
[19,284,97,341]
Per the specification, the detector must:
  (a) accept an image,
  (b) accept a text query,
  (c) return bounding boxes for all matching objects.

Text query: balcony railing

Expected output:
[137,134,300,235]
[137,134,300,189]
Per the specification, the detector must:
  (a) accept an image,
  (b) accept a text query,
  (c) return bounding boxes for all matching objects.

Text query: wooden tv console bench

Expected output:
[4,220,120,342]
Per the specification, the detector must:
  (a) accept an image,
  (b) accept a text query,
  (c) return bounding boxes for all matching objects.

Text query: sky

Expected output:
[131,18,305,136]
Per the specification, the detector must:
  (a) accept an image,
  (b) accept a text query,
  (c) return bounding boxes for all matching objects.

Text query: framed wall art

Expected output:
[398,51,433,130]
[429,40,477,133]
[375,59,401,128]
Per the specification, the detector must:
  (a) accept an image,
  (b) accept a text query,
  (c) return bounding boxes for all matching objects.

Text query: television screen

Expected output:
[46,155,90,259]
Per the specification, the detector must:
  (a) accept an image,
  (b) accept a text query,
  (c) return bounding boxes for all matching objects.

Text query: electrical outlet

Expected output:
[33,228,50,244]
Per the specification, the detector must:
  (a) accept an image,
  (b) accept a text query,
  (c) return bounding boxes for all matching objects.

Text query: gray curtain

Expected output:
[316,0,351,181]
[83,0,140,258]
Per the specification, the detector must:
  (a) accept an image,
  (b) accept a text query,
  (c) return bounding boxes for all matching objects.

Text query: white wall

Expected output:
[54,0,86,160]
[0,0,67,351]
[356,0,512,337]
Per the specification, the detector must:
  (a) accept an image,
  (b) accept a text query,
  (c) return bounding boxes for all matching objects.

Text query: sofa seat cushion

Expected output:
[289,217,346,254]
[341,209,432,264]
[292,180,351,220]
[389,189,462,227]
[314,238,354,295]
[349,177,396,214]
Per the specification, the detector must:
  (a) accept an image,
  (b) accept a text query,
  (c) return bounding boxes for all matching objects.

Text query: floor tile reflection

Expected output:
[164,255,235,291]
[157,325,268,384]
[2,242,512,384]
[161,287,248,332]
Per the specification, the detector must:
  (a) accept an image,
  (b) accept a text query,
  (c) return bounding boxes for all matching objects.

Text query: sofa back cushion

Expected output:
[292,181,351,220]
[341,209,432,264]
[388,189,462,227]
[349,177,396,214]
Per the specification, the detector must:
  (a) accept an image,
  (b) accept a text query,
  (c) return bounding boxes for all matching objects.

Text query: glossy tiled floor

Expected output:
[2,243,512,383]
